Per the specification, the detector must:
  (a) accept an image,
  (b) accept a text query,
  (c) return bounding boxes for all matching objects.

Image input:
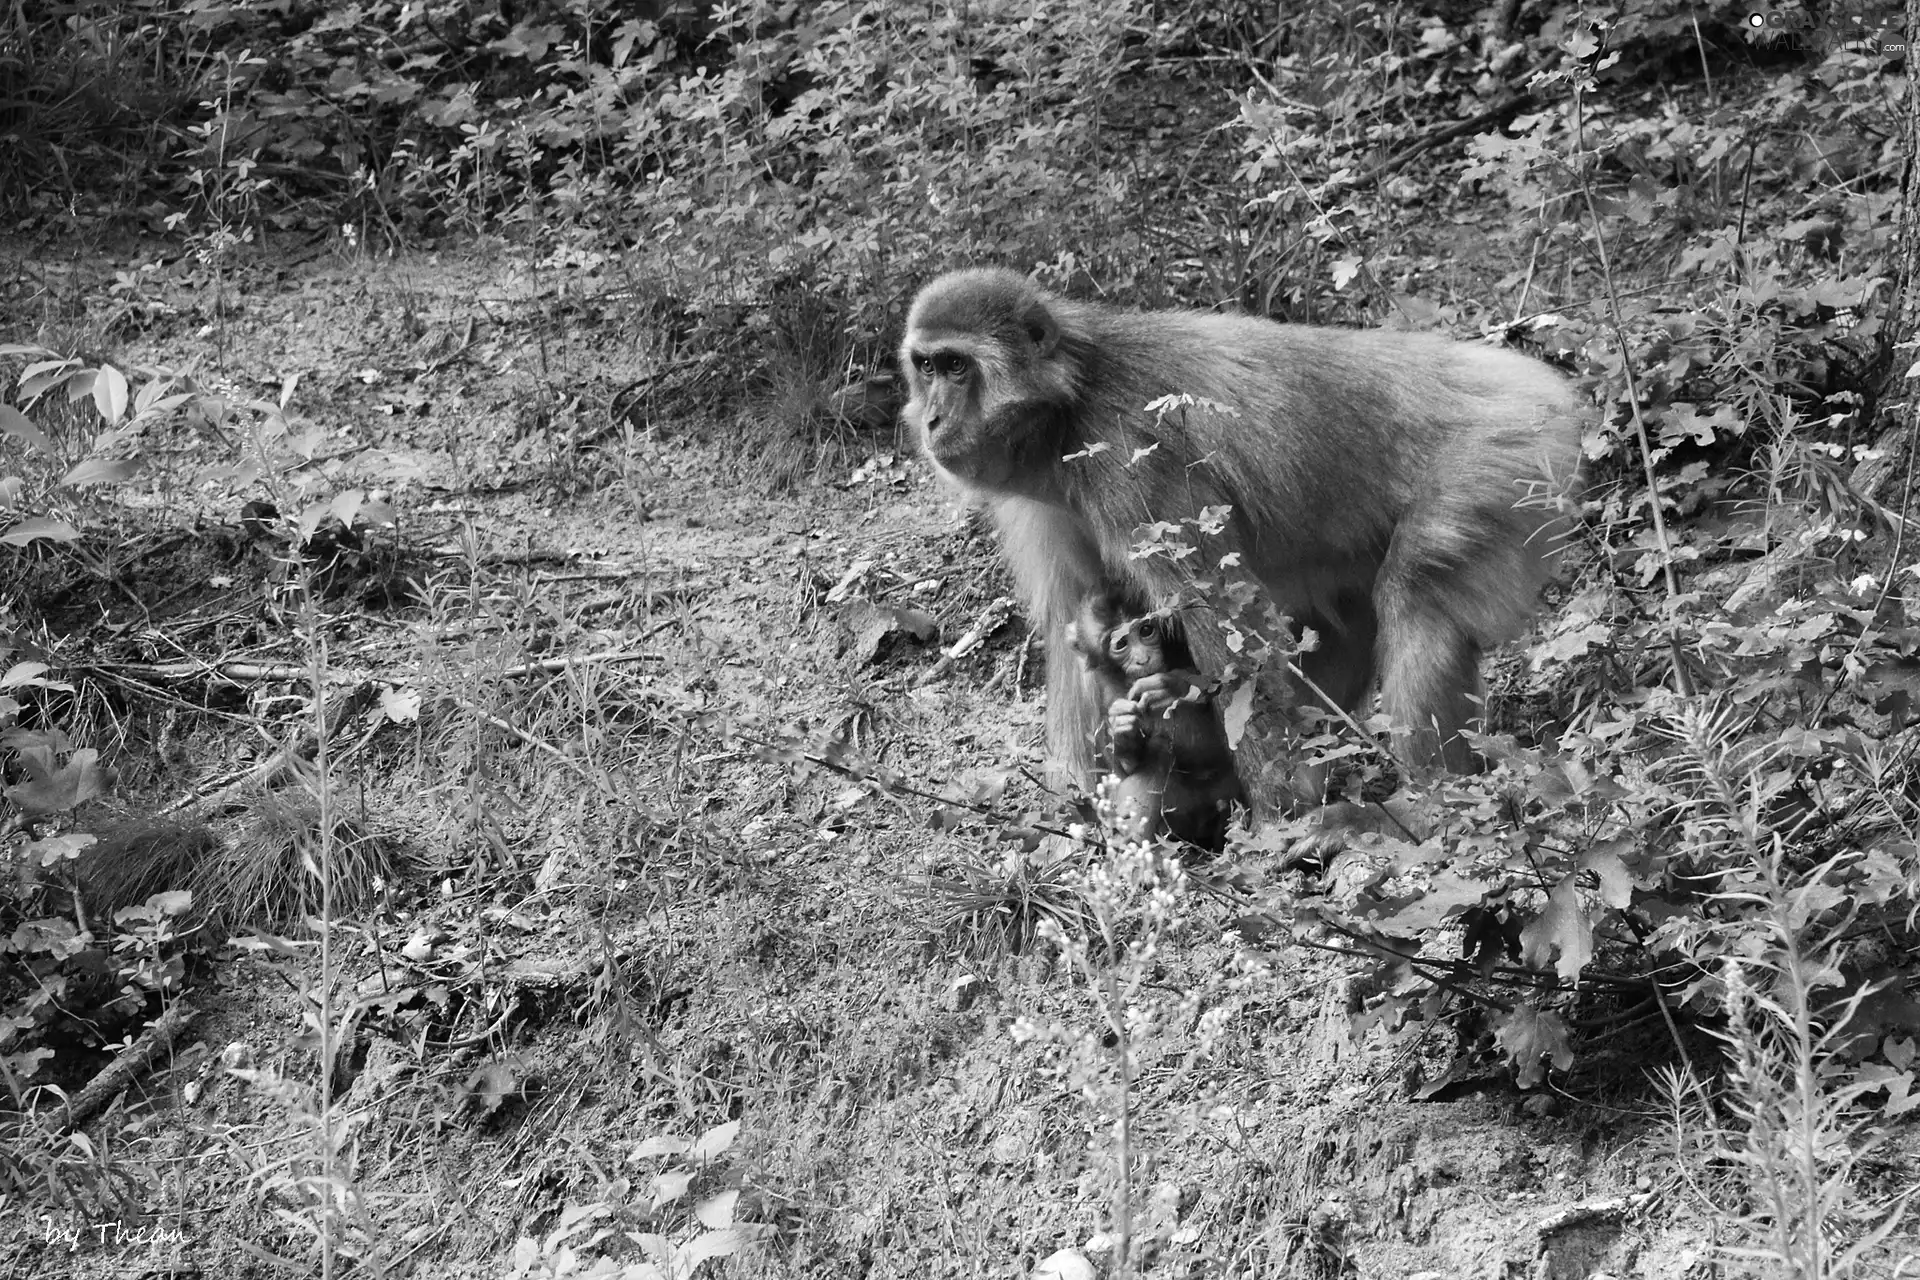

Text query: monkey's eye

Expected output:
[931,352,970,378]
[1136,618,1158,639]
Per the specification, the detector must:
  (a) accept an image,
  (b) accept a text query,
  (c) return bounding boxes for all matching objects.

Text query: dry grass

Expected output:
[202,789,410,931]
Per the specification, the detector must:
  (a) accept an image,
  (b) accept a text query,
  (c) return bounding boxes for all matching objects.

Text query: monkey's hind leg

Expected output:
[1374,587,1483,773]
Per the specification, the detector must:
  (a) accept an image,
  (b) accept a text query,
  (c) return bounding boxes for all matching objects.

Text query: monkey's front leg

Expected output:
[1125,671,1201,716]
[1103,695,1173,846]
[1106,672,1198,774]
[1282,798,1424,868]
[1107,696,1149,777]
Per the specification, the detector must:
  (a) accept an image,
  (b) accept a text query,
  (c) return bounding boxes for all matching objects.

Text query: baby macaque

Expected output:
[1066,591,1247,851]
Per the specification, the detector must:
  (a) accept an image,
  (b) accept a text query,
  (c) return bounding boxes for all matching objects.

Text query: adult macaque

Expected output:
[902,267,1583,842]
[1066,591,1246,851]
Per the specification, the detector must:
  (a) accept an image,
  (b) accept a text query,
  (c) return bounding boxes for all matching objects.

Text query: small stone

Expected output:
[1033,1249,1093,1280]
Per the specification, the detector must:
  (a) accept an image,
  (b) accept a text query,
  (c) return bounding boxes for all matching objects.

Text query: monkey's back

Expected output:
[1061,304,1581,549]
[1049,302,1584,647]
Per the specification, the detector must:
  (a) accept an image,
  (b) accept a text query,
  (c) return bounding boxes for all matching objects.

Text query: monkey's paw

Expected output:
[1125,671,1197,714]
[1277,802,1391,870]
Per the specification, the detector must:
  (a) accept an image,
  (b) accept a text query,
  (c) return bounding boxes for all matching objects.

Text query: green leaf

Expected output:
[0,662,50,689]
[692,1118,740,1160]
[0,516,79,546]
[650,1169,694,1209]
[329,488,367,528]
[93,364,129,424]
[678,1224,771,1267]
[694,1189,739,1229]
[60,457,142,488]
[0,405,54,455]
[630,1134,691,1161]
[18,358,80,399]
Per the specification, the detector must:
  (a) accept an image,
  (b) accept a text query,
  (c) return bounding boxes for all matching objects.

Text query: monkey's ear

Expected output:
[1022,303,1060,357]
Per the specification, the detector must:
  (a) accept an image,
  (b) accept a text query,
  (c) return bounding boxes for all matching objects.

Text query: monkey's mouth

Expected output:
[924,430,983,478]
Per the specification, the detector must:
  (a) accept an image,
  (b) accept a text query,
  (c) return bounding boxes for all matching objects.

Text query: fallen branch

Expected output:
[105,644,664,689]
[161,682,379,816]
[497,647,664,679]
[61,1000,197,1132]
[104,658,369,686]
[917,596,1018,687]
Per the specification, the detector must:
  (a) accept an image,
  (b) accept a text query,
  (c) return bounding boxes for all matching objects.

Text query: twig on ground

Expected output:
[59,1000,198,1132]
[918,596,1017,687]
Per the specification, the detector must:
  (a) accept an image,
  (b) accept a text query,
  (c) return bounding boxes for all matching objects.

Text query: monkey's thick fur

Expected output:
[902,267,1584,829]
[1066,592,1247,851]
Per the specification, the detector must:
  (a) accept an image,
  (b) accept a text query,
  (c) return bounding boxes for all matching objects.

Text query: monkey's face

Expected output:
[901,330,1037,489]
[1112,615,1169,680]
[900,268,1078,498]
[901,337,981,462]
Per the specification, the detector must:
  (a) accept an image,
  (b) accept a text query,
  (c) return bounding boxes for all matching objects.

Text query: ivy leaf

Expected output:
[1368,870,1494,936]
[1580,839,1637,908]
[4,745,114,813]
[1519,874,1592,982]
[23,832,96,866]
[1530,621,1611,667]
[378,686,422,723]
[1493,1004,1573,1088]
[461,1061,519,1113]
[328,487,367,529]
[1854,1063,1920,1117]
[1658,401,1742,448]
[1220,680,1255,748]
